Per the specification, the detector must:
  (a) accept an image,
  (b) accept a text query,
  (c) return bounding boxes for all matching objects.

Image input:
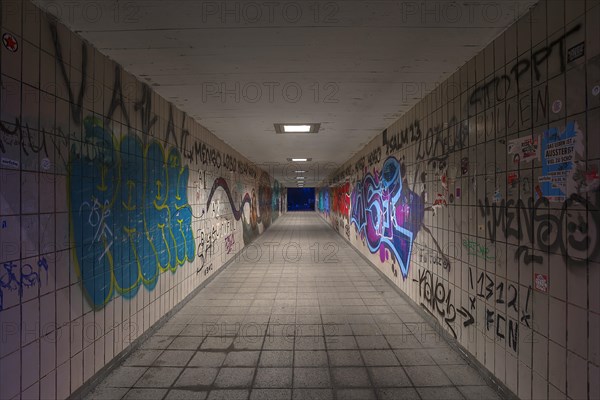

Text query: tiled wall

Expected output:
[0,2,286,398]
[317,1,599,398]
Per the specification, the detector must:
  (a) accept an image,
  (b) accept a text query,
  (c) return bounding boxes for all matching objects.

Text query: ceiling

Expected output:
[34,0,538,187]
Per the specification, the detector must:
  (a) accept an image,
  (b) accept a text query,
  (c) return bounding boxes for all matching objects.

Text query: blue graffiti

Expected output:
[318,188,330,214]
[350,157,424,279]
[0,257,48,311]
[69,117,195,308]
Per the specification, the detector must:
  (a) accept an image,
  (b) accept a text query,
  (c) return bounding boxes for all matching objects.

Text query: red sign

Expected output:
[534,273,549,293]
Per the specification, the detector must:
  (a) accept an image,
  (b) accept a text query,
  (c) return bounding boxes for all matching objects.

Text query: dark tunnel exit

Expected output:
[287,188,315,211]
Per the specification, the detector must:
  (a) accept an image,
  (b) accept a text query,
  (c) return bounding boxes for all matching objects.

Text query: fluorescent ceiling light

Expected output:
[275,123,320,134]
[296,177,305,180]
[295,170,306,173]
[284,125,311,133]
[292,158,307,162]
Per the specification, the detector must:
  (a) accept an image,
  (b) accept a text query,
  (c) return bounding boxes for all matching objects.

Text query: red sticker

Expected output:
[534,273,549,293]
[2,32,18,52]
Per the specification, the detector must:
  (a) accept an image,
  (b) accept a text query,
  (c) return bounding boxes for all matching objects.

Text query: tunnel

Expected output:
[0,0,598,399]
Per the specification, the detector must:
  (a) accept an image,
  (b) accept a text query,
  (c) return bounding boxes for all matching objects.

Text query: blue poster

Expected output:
[539,121,581,202]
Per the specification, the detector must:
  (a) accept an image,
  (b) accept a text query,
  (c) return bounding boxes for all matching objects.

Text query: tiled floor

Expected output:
[85,212,503,400]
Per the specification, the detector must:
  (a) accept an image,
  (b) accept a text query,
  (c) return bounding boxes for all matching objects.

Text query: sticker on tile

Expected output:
[1,158,19,168]
[552,100,562,114]
[534,273,549,293]
[41,158,51,171]
[2,32,18,52]
[508,135,540,164]
[567,42,585,63]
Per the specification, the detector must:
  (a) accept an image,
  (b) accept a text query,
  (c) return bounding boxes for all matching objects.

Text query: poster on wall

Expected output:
[508,135,540,165]
[539,121,584,202]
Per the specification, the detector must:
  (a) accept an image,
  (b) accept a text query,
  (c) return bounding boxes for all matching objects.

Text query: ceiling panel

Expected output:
[34,0,538,186]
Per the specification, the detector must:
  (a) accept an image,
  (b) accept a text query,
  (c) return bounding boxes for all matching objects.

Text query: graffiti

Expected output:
[51,22,87,125]
[162,106,256,178]
[413,267,531,350]
[462,239,495,261]
[206,178,265,245]
[332,183,351,219]
[259,172,273,229]
[78,198,114,262]
[350,157,424,279]
[353,147,383,174]
[135,84,158,136]
[468,267,532,352]
[207,178,252,221]
[469,25,581,110]
[433,193,447,208]
[478,193,599,266]
[414,243,451,269]
[318,188,330,214]
[196,226,217,274]
[0,258,48,311]
[367,147,382,166]
[461,157,469,175]
[415,269,474,339]
[198,263,213,276]
[69,117,195,308]
[471,269,519,310]
[0,17,284,316]
[484,308,520,352]
[272,180,281,222]
[382,123,420,155]
[225,233,235,254]
[382,118,470,162]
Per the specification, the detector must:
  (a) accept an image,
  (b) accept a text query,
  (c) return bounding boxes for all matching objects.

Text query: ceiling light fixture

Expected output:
[292,158,307,162]
[295,170,306,173]
[296,177,305,180]
[284,125,311,133]
[275,123,320,134]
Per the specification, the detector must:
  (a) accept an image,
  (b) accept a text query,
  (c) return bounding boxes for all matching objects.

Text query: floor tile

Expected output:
[404,365,453,387]
[174,367,218,387]
[331,367,370,387]
[293,368,331,388]
[83,213,504,400]
[214,368,255,388]
[253,368,293,388]
[134,367,182,388]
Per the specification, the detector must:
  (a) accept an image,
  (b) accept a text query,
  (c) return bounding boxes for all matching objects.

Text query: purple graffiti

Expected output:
[351,157,424,279]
